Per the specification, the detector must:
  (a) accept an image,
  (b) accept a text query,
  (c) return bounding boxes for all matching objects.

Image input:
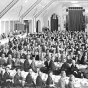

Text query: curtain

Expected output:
[68,10,83,31]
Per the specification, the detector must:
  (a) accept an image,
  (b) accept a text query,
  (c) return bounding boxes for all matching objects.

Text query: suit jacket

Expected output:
[70,65,78,74]
[36,75,44,86]
[5,52,9,57]
[61,62,70,72]
[7,58,14,66]
[0,58,6,66]
[44,60,56,71]
[0,72,3,82]
[3,72,12,82]
[35,55,39,61]
[24,59,31,72]
[20,53,26,59]
[26,73,34,84]
[14,73,22,85]
[46,76,53,85]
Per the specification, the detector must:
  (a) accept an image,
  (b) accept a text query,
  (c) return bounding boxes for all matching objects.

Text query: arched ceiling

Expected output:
[0,0,13,12]
[0,0,88,20]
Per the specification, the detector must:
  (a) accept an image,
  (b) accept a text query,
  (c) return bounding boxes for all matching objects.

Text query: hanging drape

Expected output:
[68,10,83,31]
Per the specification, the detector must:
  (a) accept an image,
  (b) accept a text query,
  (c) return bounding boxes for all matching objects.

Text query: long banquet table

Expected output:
[0,33,27,45]
[0,66,88,88]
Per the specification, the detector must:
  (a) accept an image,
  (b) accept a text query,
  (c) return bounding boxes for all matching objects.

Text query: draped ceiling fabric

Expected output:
[68,7,84,31]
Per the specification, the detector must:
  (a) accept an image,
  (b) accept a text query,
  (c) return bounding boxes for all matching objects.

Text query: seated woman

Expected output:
[57,71,67,88]
[67,75,75,88]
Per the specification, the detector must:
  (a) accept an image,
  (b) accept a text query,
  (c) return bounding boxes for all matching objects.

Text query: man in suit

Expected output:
[40,55,56,74]
[25,69,35,86]
[35,51,40,61]
[40,56,50,74]
[7,54,14,69]
[24,55,31,72]
[61,59,70,76]
[3,67,12,88]
[0,53,6,67]
[14,68,24,87]
[36,70,45,87]
[46,71,54,88]
[70,60,83,78]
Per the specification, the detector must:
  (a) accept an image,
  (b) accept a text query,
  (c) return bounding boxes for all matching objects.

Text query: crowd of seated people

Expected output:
[0,30,88,88]
[0,30,26,39]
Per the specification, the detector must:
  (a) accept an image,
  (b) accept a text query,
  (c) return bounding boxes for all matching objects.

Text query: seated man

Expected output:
[0,53,6,67]
[70,60,83,78]
[57,71,67,88]
[46,71,55,88]
[24,55,31,72]
[40,55,56,74]
[14,68,24,87]
[0,68,4,87]
[3,67,12,88]
[14,54,22,69]
[61,59,70,76]
[36,70,45,87]
[35,51,40,61]
[25,69,35,86]
[7,54,14,69]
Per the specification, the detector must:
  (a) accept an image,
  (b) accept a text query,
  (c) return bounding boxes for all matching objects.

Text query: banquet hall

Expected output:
[0,0,88,88]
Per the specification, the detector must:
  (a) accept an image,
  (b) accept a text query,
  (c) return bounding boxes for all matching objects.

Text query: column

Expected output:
[4,21,5,33]
[0,21,1,39]
[13,21,15,32]
[29,20,32,33]
[9,21,10,33]
[33,17,36,33]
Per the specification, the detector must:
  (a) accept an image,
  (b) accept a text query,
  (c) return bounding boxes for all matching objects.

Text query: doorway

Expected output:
[36,20,41,33]
[51,13,58,32]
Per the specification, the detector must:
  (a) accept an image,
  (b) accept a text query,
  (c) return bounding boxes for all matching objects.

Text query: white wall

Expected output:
[43,3,65,30]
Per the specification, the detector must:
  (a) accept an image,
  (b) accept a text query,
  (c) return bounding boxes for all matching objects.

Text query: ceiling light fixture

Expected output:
[71,1,78,3]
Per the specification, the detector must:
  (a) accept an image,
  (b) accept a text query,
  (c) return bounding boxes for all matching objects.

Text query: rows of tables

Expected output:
[0,33,27,45]
[0,60,88,88]
[0,33,88,88]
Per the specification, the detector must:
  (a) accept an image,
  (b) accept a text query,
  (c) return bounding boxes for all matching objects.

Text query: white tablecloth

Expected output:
[0,33,27,45]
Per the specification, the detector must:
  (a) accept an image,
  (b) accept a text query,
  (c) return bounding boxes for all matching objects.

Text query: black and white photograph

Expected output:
[0,0,88,88]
